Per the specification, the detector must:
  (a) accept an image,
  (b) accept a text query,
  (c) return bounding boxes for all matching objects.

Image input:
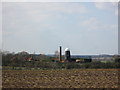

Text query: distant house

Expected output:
[26,57,32,61]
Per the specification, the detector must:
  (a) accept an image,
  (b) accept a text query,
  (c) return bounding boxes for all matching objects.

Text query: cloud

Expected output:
[95,2,118,15]
[80,17,118,31]
[2,2,117,54]
[3,2,88,52]
[54,3,88,13]
[115,9,118,15]
[82,17,100,30]
[4,3,88,14]
[95,2,117,9]
[2,2,88,39]
[3,2,88,31]
[77,17,118,55]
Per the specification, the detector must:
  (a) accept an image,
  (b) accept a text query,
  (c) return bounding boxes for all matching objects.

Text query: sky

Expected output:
[2,2,118,55]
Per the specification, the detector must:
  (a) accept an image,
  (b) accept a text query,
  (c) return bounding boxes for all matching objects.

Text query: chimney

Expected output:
[59,46,62,61]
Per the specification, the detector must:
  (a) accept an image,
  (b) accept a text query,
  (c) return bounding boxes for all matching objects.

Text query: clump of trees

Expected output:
[1,51,120,70]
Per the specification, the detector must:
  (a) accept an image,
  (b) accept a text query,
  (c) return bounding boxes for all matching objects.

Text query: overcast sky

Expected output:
[2,2,118,55]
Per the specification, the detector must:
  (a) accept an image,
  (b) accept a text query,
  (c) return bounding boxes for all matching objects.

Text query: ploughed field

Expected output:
[2,69,119,88]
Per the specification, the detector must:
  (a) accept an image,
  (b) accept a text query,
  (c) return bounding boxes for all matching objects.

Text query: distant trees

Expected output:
[2,51,54,69]
[2,54,13,66]
[81,62,119,69]
[114,55,120,62]
[2,51,120,70]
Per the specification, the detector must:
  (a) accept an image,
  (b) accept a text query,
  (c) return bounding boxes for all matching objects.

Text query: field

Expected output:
[2,69,119,88]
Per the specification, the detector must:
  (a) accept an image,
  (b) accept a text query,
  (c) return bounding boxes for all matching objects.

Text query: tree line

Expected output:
[1,51,120,70]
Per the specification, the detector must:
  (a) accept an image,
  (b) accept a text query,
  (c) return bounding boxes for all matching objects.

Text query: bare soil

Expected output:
[2,69,119,88]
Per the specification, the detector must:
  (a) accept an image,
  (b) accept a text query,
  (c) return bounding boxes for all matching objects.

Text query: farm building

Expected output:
[92,55,115,62]
[55,46,92,63]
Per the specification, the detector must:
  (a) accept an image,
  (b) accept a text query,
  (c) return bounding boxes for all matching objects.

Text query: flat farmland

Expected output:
[2,69,119,88]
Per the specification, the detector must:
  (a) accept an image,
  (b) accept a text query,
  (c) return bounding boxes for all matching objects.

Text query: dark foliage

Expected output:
[2,53,120,70]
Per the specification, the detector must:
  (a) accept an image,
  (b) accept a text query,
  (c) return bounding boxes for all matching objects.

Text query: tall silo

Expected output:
[65,48,71,62]
[59,46,62,61]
